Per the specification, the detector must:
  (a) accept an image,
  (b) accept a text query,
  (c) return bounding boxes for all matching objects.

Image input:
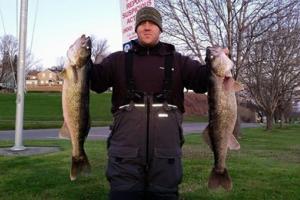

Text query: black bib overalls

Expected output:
[106,52,184,200]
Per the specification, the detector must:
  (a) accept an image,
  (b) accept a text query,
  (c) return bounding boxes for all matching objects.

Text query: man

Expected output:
[91,6,210,200]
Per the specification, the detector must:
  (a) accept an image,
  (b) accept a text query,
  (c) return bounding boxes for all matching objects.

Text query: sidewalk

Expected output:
[0,123,259,141]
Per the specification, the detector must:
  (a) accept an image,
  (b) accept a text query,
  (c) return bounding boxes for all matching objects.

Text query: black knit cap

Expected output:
[135,7,163,32]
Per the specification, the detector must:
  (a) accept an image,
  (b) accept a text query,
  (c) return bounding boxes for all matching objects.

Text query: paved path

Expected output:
[0,123,259,141]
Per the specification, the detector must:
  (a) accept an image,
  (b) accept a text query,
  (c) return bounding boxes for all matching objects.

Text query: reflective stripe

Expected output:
[119,103,177,109]
[119,104,129,109]
[168,104,178,108]
[152,104,163,107]
[152,104,177,108]
[119,104,145,109]
[134,104,145,107]
[158,113,168,117]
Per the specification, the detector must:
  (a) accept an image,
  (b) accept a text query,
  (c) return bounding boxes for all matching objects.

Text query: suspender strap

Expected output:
[125,51,135,92]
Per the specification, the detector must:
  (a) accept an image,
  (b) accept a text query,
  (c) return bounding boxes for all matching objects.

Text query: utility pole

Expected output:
[11,0,28,151]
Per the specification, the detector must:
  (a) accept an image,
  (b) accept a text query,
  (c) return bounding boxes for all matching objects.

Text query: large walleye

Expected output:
[61,35,92,181]
[203,47,243,191]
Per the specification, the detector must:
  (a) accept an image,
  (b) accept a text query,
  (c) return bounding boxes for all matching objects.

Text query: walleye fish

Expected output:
[61,35,92,181]
[203,46,243,191]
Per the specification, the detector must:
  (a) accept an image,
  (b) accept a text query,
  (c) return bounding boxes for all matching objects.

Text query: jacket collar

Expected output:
[129,39,175,56]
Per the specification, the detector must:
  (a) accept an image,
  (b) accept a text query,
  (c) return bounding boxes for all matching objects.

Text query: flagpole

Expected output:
[11,0,28,151]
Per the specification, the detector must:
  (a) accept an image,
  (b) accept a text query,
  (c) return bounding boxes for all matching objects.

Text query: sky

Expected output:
[0,0,123,68]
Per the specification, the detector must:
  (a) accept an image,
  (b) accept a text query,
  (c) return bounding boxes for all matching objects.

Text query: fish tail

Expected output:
[208,168,232,191]
[70,153,91,181]
[59,122,70,139]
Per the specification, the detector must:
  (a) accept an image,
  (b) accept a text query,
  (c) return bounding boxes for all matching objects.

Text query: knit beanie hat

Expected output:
[135,7,163,32]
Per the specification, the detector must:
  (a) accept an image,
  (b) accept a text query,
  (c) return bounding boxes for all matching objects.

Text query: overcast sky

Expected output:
[0,0,123,68]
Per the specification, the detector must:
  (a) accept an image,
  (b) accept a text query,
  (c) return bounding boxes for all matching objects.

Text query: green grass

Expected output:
[0,92,206,130]
[0,92,113,130]
[0,125,299,199]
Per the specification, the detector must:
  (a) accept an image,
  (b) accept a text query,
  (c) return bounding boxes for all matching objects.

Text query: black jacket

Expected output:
[91,40,209,113]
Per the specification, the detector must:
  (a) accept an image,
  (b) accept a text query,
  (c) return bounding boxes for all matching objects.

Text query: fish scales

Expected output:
[203,47,242,191]
[61,35,92,181]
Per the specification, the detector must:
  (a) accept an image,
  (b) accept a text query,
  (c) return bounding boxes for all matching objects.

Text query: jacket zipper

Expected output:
[143,95,150,190]
[146,95,150,167]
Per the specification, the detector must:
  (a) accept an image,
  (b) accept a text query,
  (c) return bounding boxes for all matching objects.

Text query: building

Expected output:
[26,69,63,86]
[25,68,63,92]
[292,86,300,113]
[37,69,63,85]
[25,70,39,85]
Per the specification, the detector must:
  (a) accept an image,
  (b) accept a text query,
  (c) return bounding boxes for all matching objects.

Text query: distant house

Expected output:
[26,69,63,86]
[25,70,39,85]
[37,69,63,85]
[25,68,63,92]
[292,87,300,113]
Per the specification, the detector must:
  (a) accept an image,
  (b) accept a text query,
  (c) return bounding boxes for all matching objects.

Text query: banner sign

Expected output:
[120,0,155,51]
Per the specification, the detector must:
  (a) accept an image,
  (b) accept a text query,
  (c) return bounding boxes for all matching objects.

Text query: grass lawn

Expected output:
[0,125,299,199]
[0,92,113,130]
[0,92,206,130]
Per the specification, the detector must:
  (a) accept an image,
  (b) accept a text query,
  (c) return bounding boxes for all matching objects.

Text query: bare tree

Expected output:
[54,56,66,71]
[157,0,298,78]
[156,0,300,133]
[241,10,300,130]
[0,34,39,89]
[90,36,109,64]
[0,35,18,88]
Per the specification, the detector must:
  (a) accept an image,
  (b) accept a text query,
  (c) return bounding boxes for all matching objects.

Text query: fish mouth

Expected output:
[80,35,92,50]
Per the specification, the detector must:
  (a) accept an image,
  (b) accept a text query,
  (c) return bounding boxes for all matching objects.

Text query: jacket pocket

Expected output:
[106,146,142,191]
[148,148,183,190]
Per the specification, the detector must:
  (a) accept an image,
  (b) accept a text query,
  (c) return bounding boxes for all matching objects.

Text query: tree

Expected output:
[0,35,18,88]
[156,0,300,132]
[90,36,109,64]
[157,0,298,77]
[0,34,39,90]
[54,56,66,71]
[241,10,300,130]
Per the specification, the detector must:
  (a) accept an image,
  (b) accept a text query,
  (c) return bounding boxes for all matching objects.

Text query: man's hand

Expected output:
[205,46,230,66]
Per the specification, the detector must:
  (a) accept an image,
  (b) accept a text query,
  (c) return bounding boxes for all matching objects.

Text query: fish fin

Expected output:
[223,77,235,91]
[70,153,91,181]
[59,122,70,139]
[228,134,240,150]
[202,126,212,149]
[208,168,232,191]
[223,78,244,92]
[233,81,244,92]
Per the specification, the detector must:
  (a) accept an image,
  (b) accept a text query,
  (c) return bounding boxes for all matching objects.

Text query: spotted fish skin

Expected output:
[203,47,243,191]
[61,35,92,181]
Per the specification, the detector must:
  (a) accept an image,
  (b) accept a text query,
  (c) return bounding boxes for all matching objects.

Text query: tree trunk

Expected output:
[266,113,273,130]
[280,112,284,128]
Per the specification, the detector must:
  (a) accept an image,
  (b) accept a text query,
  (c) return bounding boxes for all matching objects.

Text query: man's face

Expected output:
[136,20,161,47]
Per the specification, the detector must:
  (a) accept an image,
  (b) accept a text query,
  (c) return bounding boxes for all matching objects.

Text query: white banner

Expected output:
[120,0,155,50]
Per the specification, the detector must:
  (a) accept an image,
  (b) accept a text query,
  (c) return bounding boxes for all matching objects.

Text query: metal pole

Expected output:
[11,0,28,151]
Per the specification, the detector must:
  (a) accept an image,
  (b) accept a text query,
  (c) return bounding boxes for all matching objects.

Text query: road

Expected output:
[0,123,259,141]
